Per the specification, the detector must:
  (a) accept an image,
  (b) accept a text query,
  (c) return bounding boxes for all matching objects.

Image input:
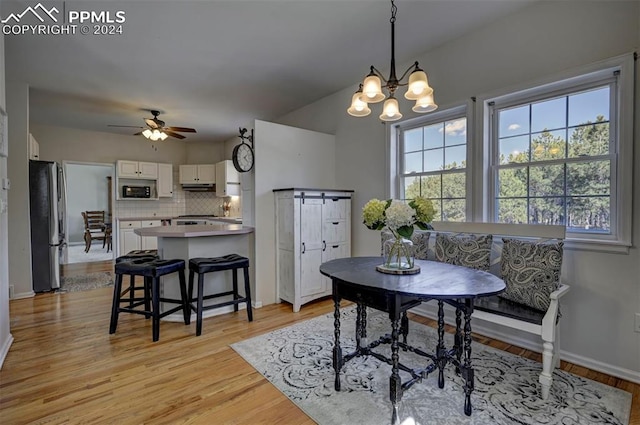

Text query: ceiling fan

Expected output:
[108,110,196,140]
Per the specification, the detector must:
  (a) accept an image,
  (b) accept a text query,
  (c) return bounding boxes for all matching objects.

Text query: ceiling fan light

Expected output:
[363,74,385,103]
[159,132,168,141]
[405,70,433,100]
[412,93,438,113]
[379,96,402,121]
[142,129,152,139]
[347,89,371,117]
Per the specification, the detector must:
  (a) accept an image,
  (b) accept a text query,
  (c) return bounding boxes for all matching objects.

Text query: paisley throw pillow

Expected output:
[499,238,564,312]
[434,233,493,271]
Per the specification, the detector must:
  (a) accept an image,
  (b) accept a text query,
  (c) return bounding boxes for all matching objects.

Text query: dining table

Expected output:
[319,256,506,425]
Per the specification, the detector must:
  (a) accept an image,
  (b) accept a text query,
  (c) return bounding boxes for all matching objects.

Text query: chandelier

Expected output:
[347,0,437,122]
[142,129,168,141]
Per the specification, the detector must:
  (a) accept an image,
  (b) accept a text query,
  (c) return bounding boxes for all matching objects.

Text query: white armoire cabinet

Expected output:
[274,188,353,312]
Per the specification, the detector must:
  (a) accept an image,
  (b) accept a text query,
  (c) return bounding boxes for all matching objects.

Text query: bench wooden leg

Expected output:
[539,341,554,400]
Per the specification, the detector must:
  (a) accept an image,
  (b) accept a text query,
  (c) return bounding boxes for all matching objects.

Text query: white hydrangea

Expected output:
[384,200,414,231]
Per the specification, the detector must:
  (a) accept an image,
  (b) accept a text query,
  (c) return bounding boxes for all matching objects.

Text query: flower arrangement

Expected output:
[363,197,435,271]
[362,197,435,238]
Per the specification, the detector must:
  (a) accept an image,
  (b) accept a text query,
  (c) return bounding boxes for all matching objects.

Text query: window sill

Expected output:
[564,237,630,254]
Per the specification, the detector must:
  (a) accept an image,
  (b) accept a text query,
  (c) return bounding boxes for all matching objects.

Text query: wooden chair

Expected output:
[82,211,108,253]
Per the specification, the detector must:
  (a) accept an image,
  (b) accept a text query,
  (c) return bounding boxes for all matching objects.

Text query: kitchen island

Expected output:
[135,223,255,322]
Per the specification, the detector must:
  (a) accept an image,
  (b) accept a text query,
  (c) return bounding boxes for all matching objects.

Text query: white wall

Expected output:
[277,1,640,382]
[6,80,32,300]
[31,124,188,165]
[65,163,112,244]
[0,29,14,368]
[253,120,336,305]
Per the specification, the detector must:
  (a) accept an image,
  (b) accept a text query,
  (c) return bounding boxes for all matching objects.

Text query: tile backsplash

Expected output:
[115,185,241,219]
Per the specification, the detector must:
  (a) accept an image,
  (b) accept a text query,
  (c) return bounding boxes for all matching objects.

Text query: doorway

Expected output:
[62,161,115,265]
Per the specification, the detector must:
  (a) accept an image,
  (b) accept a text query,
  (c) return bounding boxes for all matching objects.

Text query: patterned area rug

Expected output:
[231,307,631,425]
[59,272,114,293]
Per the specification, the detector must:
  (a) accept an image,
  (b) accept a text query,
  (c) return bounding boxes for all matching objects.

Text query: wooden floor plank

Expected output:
[1,287,637,424]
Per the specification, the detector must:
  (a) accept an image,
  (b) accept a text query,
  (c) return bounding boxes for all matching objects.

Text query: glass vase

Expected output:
[382,236,415,270]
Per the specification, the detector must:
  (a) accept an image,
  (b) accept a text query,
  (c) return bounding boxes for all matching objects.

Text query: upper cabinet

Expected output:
[117,160,158,179]
[179,164,216,184]
[215,160,240,197]
[157,163,173,197]
[29,133,40,160]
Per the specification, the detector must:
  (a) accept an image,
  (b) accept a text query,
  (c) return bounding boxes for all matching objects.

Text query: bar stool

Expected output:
[188,254,253,336]
[110,258,190,342]
[115,250,159,313]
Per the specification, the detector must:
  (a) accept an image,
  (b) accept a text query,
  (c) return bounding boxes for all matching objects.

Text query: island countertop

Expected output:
[134,224,254,238]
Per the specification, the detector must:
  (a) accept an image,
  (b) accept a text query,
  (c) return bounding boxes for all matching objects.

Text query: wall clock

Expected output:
[232,128,254,173]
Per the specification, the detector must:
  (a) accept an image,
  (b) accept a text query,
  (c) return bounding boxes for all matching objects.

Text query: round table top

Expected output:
[319,256,505,299]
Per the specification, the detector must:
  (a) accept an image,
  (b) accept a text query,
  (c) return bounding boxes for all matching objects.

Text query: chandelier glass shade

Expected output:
[347,0,438,122]
[142,128,168,141]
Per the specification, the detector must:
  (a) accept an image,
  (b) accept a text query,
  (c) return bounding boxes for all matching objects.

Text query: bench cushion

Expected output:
[474,295,545,325]
[435,233,492,271]
[499,238,563,312]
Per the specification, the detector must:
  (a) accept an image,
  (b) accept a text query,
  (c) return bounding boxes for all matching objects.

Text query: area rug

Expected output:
[59,272,114,293]
[231,307,631,425]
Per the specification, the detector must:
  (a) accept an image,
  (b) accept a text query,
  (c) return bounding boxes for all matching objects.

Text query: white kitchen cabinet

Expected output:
[140,220,161,249]
[118,220,161,254]
[179,164,216,184]
[157,163,173,197]
[274,189,352,312]
[215,160,240,197]
[117,160,158,179]
[119,222,141,255]
[29,133,40,160]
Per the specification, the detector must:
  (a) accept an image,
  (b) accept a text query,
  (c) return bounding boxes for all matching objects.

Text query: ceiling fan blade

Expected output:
[164,130,186,140]
[165,126,196,133]
[108,125,144,129]
[145,118,159,129]
[133,131,143,136]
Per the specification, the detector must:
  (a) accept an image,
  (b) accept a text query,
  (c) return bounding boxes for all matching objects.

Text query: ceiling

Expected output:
[4,0,533,144]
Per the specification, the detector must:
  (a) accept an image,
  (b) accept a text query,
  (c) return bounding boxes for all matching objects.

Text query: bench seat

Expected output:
[383,221,571,400]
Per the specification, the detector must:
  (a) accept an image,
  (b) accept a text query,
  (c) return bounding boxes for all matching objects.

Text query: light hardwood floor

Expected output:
[2,272,638,424]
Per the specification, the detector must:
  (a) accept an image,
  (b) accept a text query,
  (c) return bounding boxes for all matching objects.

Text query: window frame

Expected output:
[479,54,634,252]
[392,103,472,221]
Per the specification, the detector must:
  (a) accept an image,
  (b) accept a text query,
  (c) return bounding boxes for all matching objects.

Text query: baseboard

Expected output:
[253,300,262,309]
[11,290,35,300]
[0,333,14,370]
[410,304,640,385]
[559,351,640,385]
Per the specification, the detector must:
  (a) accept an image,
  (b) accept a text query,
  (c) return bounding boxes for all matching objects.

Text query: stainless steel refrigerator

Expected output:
[29,160,66,292]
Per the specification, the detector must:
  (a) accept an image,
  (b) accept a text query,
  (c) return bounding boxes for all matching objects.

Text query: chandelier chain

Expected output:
[390,0,397,23]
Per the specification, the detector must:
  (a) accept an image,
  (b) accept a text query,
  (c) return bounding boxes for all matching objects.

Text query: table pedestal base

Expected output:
[333,298,476,423]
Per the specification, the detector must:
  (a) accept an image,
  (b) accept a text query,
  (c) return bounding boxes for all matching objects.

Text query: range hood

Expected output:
[181,183,216,192]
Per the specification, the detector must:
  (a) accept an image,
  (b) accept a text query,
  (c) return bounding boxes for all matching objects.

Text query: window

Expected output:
[485,54,633,248]
[491,84,613,232]
[391,54,633,251]
[397,106,468,221]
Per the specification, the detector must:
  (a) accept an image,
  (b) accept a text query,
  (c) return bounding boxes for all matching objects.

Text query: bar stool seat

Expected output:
[115,249,159,263]
[110,258,190,342]
[114,250,160,314]
[188,254,253,336]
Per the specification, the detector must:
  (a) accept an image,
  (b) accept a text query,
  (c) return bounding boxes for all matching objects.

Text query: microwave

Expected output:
[122,185,151,198]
